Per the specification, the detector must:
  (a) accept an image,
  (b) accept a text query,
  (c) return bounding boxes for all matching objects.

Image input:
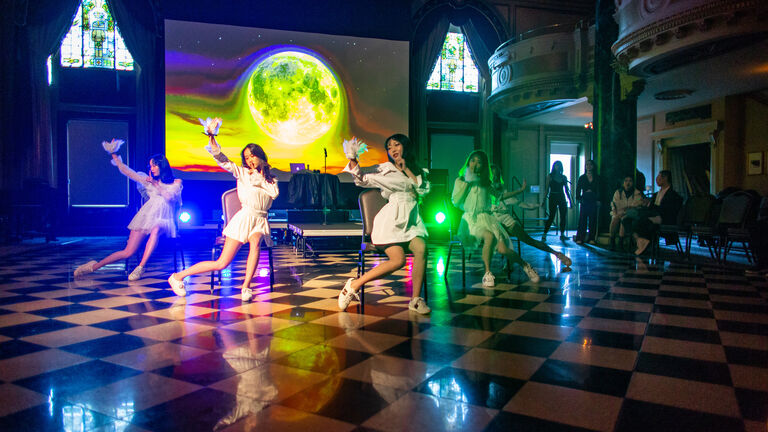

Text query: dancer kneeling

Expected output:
[168,119,278,301]
[74,143,182,281]
[337,134,431,314]
[453,151,540,287]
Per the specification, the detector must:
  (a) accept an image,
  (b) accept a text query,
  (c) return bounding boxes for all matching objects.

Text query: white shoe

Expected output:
[168,274,187,297]
[523,263,540,283]
[74,260,97,277]
[408,297,431,314]
[241,287,253,302]
[338,278,360,310]
[128,265,144,281]
[635,237,650,255]
[482,272,495,287]
[555,252,572,267]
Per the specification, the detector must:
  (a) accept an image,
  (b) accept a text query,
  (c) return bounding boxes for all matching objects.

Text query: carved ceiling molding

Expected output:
[612,0,767,67]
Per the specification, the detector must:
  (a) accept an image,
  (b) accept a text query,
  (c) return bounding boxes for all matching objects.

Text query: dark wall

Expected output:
[159,0,413,40]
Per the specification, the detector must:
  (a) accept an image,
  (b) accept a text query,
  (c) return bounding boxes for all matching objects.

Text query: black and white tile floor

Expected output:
[0,234,766,431]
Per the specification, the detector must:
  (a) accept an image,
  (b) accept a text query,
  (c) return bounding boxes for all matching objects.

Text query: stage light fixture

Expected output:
[435,212,446,224]
[259,268,270,277]
[179,211,191,223]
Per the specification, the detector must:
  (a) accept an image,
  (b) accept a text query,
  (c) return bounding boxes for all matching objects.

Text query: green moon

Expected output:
[247,51,342,144]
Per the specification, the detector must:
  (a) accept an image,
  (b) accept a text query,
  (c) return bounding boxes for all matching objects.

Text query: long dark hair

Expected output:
[241,143,276,183]
[459,150,492,188]
[385,134,423,176]
[149,154,175,184]
[550,160,564,175]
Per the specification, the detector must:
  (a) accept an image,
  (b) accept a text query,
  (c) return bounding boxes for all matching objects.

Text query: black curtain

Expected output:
[410,13,450,167]
[106,0,163,163]
[9,0,80,188]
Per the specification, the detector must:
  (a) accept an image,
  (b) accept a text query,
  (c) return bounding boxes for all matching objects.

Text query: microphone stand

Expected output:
[322,147,328,225]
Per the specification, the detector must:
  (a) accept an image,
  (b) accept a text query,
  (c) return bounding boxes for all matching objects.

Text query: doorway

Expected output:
[667,143,710,200]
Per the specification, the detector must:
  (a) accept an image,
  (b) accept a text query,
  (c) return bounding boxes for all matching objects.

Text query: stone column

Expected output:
[593,0,645,235]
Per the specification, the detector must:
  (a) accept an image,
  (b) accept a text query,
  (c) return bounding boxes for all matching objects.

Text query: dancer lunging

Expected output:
[452,150,540,287]
[337,134,431,314]
[490,166,572,268]
[168,119,278,301]
[74,141,182,281]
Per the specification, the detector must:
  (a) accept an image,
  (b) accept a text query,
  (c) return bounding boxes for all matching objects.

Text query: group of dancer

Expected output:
[74,119,574,315]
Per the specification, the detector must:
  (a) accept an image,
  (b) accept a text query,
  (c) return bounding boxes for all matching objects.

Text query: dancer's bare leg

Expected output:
[498,241,525,267]
[481,230,497,274]
[138,227,161,267]
[349,245,406,292]
[93,230,147,270]
[510,224,556,254]
[241,233,264,290]
[408,237,427,299]
[171,237,243,281]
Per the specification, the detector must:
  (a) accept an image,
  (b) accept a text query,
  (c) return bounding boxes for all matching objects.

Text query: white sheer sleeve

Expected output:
[342,161,385,189]
[114,156,149,186]
[451,177,470,209]
[412,169,431,197]
[206,144,241,179]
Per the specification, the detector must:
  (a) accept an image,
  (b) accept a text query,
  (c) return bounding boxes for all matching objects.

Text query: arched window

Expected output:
[426,27,479,92]
[59,0,134,71]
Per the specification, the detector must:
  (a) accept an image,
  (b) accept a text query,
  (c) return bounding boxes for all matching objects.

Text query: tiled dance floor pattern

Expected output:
[0,236,766,431]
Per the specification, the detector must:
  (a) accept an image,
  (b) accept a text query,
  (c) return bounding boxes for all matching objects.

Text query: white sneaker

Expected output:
[408,297,431,314]
[555,252,572,267]
[482,272,495,287]
[168,274,187,297]
[128,265,144,281]
[241,287,253,302]
[635,237,650,255]
[523,263,540,283]
[74,260,97,277]
[337,278,360,310]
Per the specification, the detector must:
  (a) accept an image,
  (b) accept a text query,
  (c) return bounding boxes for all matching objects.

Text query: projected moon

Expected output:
[248,51,341,144]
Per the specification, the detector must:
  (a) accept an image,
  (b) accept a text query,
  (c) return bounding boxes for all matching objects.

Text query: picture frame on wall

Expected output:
[747,152,763,175]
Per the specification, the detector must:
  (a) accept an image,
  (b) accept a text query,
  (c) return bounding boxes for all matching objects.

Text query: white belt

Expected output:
[388,191,416,203]
[242,208,268,217]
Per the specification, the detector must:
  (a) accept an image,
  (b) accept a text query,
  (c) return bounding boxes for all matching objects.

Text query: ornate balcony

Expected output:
[612,0,768,76]
[488,23,594,119]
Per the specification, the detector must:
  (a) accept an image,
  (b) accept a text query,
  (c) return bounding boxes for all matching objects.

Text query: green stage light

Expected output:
[434,212,446,224]
[436,257,445,275]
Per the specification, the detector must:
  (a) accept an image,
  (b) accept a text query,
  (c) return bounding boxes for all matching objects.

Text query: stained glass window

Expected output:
[60,0,134,71]
[426,30,479,92]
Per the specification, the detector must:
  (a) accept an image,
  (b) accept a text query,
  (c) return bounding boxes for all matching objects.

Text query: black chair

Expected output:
[357,189,427,311]
[693,191,753,263]
[653,194,716,260]
[211,188,274,292]
[722,193,761,263]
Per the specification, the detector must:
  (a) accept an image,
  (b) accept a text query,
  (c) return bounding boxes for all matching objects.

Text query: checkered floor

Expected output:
[0,235,766,431]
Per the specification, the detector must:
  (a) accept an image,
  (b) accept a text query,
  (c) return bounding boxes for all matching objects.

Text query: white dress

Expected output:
[208,145,279,246]
[343,161,429,245]
[452,178,512,249]
[116,158,182,237]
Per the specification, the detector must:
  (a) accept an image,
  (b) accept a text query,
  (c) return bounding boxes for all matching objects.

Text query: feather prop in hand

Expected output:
[102,139,125,154]
[342,137,368,160]
[199,117,222,136]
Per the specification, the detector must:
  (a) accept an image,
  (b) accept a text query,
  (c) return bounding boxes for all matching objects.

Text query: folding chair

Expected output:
[357,189,427,311]
[211,188,274,292]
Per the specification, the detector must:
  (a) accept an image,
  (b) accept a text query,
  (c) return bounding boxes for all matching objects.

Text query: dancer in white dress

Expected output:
[74,152,182,281]
[168,132,278,301]
[452,150,539,287]
[337,134,431,314]
[489,165,572,268]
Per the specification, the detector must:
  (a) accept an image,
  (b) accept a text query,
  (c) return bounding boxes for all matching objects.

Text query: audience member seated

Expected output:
[624,170,683,255]
[609,175,643,250]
